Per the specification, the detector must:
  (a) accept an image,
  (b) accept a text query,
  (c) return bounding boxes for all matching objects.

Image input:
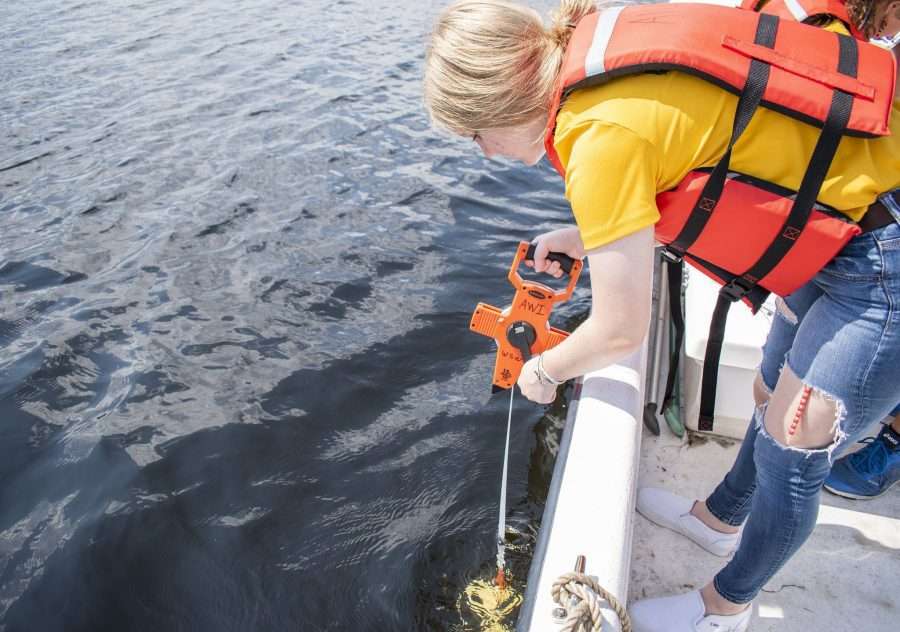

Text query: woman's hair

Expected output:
[424,0,596,136]
[845,0,891,37]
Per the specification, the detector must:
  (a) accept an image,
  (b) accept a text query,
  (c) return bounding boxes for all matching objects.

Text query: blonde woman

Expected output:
[425,1,900,631]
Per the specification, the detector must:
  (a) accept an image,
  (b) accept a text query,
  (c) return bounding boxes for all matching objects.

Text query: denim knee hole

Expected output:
[761,381,848,465]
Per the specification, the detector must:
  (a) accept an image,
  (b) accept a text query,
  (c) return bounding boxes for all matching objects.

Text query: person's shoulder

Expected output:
[556,71,726,140]
[553,114,650,167]
[552,115,662,182]
[557,74,663,127]
[555,76,659,148]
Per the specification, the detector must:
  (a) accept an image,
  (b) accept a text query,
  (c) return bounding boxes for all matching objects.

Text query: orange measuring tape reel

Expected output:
[470,241,583,392]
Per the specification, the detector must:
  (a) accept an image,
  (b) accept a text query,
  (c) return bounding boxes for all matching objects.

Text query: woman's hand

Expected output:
[516,356,557,404]
[525,227,585,279]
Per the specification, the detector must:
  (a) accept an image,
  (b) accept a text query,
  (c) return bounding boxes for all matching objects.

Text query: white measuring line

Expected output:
[496,387,514,572]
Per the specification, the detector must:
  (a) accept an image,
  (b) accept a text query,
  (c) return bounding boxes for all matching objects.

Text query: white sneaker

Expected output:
[636,487,740,557]
[630,590,752,632]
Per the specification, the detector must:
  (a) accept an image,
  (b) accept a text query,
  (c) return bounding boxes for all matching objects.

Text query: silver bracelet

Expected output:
[536,353,564,386]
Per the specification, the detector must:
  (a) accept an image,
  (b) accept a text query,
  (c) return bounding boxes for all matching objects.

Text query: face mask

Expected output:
[871,33,900,50]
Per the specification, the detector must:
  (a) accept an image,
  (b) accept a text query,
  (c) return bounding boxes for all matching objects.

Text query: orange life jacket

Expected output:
[741,0,866,40]
[542,2,896,430]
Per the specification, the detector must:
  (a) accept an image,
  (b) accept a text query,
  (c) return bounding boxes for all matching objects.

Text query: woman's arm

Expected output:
[517,226,655,403]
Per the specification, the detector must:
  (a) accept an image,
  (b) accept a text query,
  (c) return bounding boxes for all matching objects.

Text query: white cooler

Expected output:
[683,265,775,439]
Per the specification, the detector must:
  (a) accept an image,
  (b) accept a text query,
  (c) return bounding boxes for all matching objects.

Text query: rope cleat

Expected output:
[470,241,583,392]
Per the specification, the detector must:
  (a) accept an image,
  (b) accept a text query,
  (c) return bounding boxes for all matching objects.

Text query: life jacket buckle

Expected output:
[661,248,683,264]
[720,276,756,301]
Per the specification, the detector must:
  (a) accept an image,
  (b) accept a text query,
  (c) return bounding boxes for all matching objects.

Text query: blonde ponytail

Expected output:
[424,0,596,136]
[548,0,597,49]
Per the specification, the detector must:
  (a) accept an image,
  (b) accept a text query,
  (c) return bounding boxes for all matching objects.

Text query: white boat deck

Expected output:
[519,257,899,631]
[631,427,900,631]
[630,257,900,630]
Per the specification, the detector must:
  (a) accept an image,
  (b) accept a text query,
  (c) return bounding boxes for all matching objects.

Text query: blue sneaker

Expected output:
[824,425,900,499]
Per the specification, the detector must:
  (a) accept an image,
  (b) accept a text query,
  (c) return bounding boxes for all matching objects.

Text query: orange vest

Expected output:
[544,2,894,298]
[543,3,895,430]
[741,0,866,40]
[545,3,892,175]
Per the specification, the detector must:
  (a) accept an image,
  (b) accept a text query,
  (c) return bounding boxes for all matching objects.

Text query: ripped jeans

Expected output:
[704,193,900,604]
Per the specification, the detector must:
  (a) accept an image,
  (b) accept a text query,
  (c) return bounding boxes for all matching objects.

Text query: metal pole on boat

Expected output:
[643,250,669,435]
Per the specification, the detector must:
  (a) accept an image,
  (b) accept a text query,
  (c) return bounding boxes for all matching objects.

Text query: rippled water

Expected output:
[0,1,591,630]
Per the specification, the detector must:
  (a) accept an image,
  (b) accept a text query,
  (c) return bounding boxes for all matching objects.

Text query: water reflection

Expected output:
[0,0,584,629]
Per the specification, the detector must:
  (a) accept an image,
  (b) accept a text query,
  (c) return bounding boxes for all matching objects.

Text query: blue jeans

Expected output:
[704,192,900,604]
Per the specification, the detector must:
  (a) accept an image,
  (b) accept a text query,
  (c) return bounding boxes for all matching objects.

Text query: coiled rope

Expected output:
[550,571,632,632]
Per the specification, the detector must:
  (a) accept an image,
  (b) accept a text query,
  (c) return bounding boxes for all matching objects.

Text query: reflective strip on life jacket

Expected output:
[583,5,624,76]
[781,0,812,20]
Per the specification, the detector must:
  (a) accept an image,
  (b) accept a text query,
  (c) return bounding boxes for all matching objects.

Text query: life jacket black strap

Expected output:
[661,258,685,413]
[666,13,779,260]
[698,293,733,430]
[698,285,773,430]
[686,254,771,312]
[721,34,856,299]
[697,33,856,432]
[662,254,770,430]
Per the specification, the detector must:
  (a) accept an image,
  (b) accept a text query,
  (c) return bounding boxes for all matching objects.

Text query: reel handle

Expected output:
[510,242,583,302]
[524,243,577,276]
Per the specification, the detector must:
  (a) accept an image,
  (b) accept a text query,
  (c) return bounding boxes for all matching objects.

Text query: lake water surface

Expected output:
[0,1,590,629]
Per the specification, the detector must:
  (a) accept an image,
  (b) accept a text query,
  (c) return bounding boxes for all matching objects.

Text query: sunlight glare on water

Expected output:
[0,1,583,630]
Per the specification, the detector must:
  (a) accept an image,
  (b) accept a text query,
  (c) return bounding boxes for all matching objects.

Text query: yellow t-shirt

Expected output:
[554,63,900,251]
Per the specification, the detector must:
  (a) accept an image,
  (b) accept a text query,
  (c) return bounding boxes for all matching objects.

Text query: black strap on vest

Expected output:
[665,13,778,259]
[720,36,857,300]
[695,32,857,431]
[662,253,772,429]
[658,14,858,432]
[660,13,779,429]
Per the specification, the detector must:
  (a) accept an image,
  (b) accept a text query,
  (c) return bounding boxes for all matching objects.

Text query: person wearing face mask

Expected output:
[425,1,899,630]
